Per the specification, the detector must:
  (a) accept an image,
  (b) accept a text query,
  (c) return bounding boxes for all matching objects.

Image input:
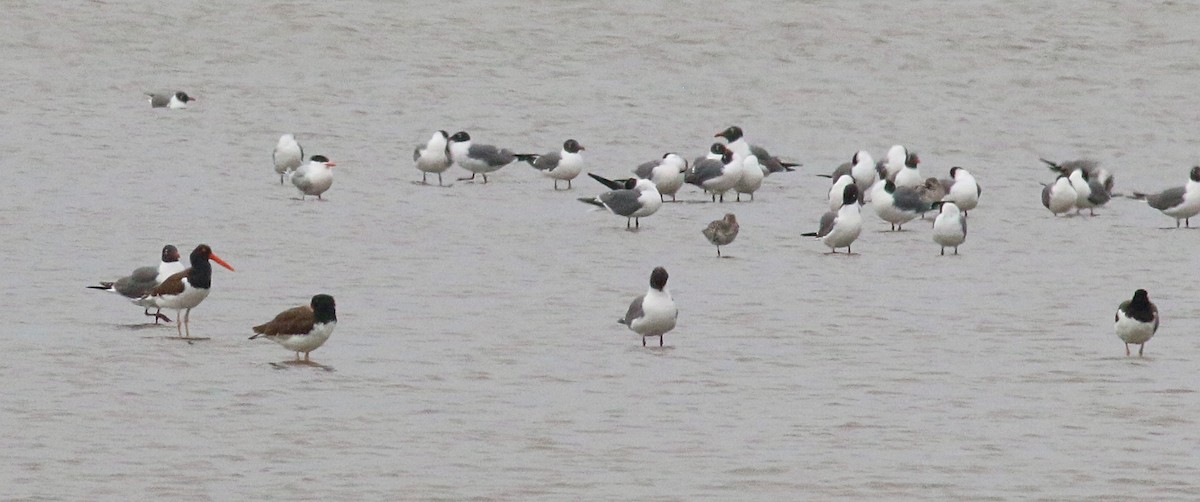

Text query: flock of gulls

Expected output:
[85,93,1196,356]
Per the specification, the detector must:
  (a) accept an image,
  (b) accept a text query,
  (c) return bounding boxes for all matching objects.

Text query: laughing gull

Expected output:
[1115,289,1158,357]
[849,150,878,197]
[802,185,863,254]
[291,155,336,200]
[1041,175,1076,216]
[931,201,967,255]
[414,130,452,186]
[147,91,194,109]
[734,155,764,201]
[941,167,981,214]
[702,213,739,257]
[828,174,855,211]
[872,180,930,231]
[88,244,185,323]
[715,126,800,175]
[448,131,516,183]
[515,139,585,190]
[892,149,923,189]
[272,134,304,185]
[587,172,636,190]
[1068,168,1110,216]
[1041,158,1114,194]
[1130,166,1200,227]
[686,145,740,202]
[633,153,688,202]
[618,267,678,347]
[578,178,662,230]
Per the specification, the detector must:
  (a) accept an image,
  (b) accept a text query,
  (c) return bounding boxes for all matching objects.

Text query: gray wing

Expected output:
[622,295,645,325]
[115,266,160,297]
[1040,184,1052,209]
[146,92,169,107]
[1146,186,1185,210]
[686,158,725,185]
[469,144,516,167]
[598,188,642,216]
[830,162,851,180]
[815,211,837,237]
[291,165,313,191]
[532,151,562,171]
[633,160,658,179]
[893,187,931,212]
[1087,178,1111,205]
[749,145,788,174]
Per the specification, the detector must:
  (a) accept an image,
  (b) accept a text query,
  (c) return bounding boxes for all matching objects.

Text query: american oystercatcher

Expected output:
[134,244,234,338]
[1115,289,1159,357]
[88,244,185,323]
[250,294,337,362]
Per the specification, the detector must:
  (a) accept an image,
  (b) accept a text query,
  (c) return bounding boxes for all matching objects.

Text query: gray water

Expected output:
[3,1,1200,500]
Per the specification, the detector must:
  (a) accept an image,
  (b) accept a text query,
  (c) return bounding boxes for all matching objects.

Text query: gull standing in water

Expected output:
[685,145,740,202]
[414,130,452,186]
[1130,166,1200,228]
[1068,168,1110,216]
[515,139,586,190]
[291,155,337,200]
[578,178,662,230]
[633,153,688,202]
[1114,289,1158,356]
[931,201,967,255]
[802,185,863,254]
[133,245,235,338]
[88,244,185,323]
[448,131,516,183]
[714,125,800,175]
[734,155,764,201]
[273,134,304,185]
[1041,175,1076,216]
[702,213,739,257]
[618,267,678,347]
[872,180,929,231]
[941,167,981,215]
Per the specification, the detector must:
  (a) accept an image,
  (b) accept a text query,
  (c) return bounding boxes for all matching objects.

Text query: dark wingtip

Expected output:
[800,232,818,237]
[587,172,624,190]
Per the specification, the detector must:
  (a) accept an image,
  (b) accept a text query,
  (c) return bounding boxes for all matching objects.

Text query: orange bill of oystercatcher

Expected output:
[250,294,337,362]
[88,244,185,324]
[133,244,234,338]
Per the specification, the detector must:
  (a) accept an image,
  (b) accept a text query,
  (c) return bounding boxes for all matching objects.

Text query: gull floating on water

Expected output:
[1115,289,1158,356]
[618,267,678,347]
[147,91,193,109]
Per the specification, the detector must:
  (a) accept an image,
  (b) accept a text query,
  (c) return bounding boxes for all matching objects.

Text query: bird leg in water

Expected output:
[659,335,664,347]
[642,336,646,347]
[457,173,477,182]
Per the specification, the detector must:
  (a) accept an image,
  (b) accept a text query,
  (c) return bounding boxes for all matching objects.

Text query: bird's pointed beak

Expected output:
[209,253,235,272]
[326,162,337,167]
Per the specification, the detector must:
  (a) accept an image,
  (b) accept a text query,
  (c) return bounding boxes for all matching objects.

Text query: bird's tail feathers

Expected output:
[87,282,115,291]
[617,318,628,325]
[800,232,818,237]
[514,154,538,165]
[578,197,604,208]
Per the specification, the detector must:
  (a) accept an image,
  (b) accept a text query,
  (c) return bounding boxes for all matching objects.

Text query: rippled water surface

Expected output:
[3,1,1200,499]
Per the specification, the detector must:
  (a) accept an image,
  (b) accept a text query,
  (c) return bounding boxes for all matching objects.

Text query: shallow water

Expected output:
[3,1,1200,499]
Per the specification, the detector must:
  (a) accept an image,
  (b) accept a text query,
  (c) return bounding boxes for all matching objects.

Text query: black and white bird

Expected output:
[618,267,678,347]
[714,125,800,175]
[802,185,863,253]
[702,213,739,257]
[685,144,740,202]
[88,244,185,323]
[1114,289,1158,357]
[147,91,193,109]
[448,131,516,183]
[273,134,304,184]
[892,149,923,189]
[133,244,235,338]
[871,180,930,231]
[633,153,688,202]
[250,294,338,362]
[291,155,337,200]
[1040,158,1113,194]
[931,201,967,255]
[515,139,585,190]
[734,155,764,201]
[414,130,452,186]
[578,178,662,230]
[1068,168,1111,216]
[1130,166,1200,228]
